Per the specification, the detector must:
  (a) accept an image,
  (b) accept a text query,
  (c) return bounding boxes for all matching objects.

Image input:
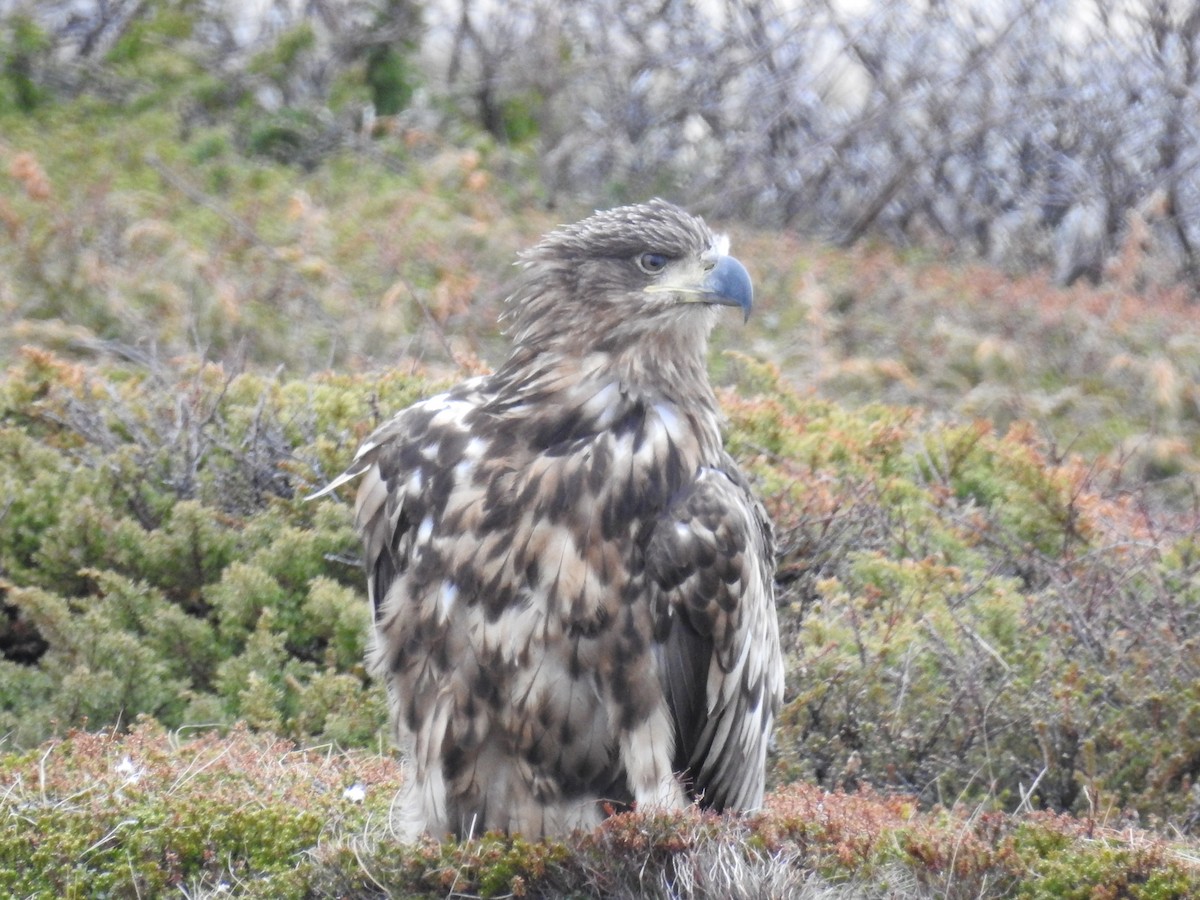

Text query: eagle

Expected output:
[317,200,784,839]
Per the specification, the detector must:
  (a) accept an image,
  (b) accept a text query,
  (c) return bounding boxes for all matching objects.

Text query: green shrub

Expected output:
[243,108,332,168]
[3,346,1200,837]
[1,13,49,112]
[366,43,418,117]
[0,722,392,898]
[721,367,1200,830]
[0,349,413,747]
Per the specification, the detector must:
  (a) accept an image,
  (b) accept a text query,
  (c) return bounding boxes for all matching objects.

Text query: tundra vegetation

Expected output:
[3,1,1200,896]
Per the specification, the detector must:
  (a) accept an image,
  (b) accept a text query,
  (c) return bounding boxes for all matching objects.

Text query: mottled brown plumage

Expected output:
[317,200,783,839]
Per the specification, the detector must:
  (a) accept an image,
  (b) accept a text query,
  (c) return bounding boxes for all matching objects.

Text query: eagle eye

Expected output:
[636,252,669,275]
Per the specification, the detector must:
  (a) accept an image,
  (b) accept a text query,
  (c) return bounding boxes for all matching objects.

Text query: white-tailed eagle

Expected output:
[317,200,784,839]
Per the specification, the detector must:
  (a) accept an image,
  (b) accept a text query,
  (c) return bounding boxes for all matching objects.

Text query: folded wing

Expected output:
[646,457,784,811]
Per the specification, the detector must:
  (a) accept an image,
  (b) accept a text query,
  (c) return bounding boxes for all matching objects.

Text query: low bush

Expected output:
[0,347,426,748]
[3,348,1200,837]
[0,721,397,898]
[722,362,1200,828]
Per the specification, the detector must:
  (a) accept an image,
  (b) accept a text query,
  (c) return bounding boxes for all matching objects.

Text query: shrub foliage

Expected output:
[0,348,425,748]
[2,348,1200,839]
[715,365,1200,830]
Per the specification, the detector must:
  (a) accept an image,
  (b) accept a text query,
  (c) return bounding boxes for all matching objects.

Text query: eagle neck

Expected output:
[611,348,723,451]
[497,341,725,463]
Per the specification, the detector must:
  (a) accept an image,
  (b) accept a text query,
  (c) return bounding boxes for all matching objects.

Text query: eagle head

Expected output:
[505,200,753,354]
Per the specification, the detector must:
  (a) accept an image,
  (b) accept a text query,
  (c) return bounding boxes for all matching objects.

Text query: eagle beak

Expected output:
[644,253,755,322]
[699,255,754,323]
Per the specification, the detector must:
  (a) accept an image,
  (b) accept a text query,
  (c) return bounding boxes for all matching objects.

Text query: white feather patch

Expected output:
[436,581,458,622]
[619,704,686,809]
[581,381,622,428]
[416,515,434,544]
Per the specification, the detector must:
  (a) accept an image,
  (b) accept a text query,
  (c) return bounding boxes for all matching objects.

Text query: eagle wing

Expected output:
[318,379,488,623]
[646,455,783,811]
[348,384,482,624]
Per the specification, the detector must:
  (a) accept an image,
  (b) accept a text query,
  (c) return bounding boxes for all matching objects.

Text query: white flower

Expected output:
[342,783,366,803]
[115,755,144,784]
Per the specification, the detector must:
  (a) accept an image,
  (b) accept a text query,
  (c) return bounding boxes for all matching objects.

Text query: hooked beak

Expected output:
[698,254,754,323]
[644,254,755,323]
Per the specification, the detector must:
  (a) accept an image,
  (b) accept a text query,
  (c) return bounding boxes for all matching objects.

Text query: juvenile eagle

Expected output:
[319,200,784,839]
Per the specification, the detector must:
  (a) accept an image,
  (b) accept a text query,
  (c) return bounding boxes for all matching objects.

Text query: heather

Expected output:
[7,722,1200,898]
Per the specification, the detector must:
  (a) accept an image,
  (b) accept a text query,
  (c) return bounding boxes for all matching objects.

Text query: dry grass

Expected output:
[7,723,1200,897]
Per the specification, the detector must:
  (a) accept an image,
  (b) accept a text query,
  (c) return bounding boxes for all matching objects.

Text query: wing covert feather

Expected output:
[350,380,486,620]
[646,456,784,811]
